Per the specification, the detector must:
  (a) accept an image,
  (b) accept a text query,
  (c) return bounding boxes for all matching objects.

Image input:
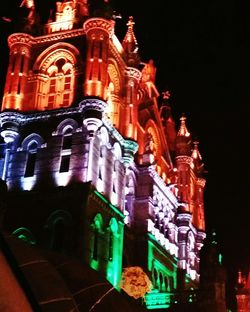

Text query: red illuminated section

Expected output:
[176,117,205,231]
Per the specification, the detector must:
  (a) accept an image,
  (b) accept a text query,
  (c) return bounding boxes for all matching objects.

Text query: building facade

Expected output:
[0,0,206,310]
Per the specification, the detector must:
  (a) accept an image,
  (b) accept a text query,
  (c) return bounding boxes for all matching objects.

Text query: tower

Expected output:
[0,1,207,310]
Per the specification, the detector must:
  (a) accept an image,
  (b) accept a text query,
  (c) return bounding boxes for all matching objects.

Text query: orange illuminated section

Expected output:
[44,0,89,34]
[1,34,32,111]
[83,18,114,100]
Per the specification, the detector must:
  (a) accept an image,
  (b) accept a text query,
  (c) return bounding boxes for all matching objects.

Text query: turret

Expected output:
[175,116,192,206]
[83,17,114,100]
[1,34,33,111]
[120,17,141,141]
[191,141,206,230]
[122,16,140,67]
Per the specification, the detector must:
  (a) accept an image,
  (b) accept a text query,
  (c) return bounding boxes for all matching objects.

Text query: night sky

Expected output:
[1,0,249,299]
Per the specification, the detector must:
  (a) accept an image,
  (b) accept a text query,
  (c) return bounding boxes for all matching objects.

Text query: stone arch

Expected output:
[55,118,78,135]
[91,213,104,261]
[33,43,81,110]
[124,170,136,226]
[107,60,122,95]
[45,209,73,251]
[21,133,44,151]
[113,142,122,160]
[98,126,109,146]
[144,119,162,162]
[106,60,122,125]
[34,43,80,72]
[12,227,36,245]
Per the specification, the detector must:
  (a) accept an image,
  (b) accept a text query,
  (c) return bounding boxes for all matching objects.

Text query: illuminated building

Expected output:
[236,270,250,312]
[0,0,207,310]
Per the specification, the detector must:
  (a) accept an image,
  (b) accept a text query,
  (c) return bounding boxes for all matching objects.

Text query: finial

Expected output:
[122,15,138,53]
[127,16,135,29]
[177,114,190,137]
[192,140,202,160]
[162,90,171,100]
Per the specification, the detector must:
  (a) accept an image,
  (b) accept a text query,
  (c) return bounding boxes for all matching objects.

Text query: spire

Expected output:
[122,16,140,66]
[122,16,138,51]
[191,141,202,161]
[176,115,191,156]
[177,115,190,137]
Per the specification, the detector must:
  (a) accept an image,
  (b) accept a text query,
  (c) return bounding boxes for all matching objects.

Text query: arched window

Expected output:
[12,227,36,245]
[45,210,72,252]
[159,272,163,291]
[59,126,74,173]
[164,276,169,291]
[24,140,38,177]
[46,58,74,109]
[92,214,103,261]
[153,268,159,289]
[108,218,118,262]
[124,172,135,226]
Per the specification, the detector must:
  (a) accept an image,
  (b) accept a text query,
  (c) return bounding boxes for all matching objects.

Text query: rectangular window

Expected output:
[62,135,72,150]
[108,232,113,261]
[24,152,36,177]
[48,95,55,108]
[93,229,98,260]
[59,155,70,173]
[64,76,71,90]
[62,93,70,106]
[49,78,56,93]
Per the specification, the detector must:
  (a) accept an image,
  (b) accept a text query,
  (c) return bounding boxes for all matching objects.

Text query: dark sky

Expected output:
[1,0,249,291]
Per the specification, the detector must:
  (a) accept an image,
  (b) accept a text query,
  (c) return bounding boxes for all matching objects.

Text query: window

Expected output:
[108,231,113,261]
[24,152,36,177]
[59,155,70,172]
[62,134,72,150]
[93,228,99,260]
[43,58,74,109]
[24,141,38,177]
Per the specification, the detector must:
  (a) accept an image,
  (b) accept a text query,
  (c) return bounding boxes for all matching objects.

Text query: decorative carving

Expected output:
[83,18,114,37]
[176,155,193,165]
[8,33,34,47]
[125,67,141,82]
[196,178,206,187]
[40,50,76,72]
[79,99,107,112]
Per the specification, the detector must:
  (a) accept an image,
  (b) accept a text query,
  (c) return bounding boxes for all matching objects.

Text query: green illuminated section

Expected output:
[89,192,124,289]
[219,253,223,265]
[146,234,178,309]
[94,190,124,218]
[106,218,124,288]
[12,227,36,245]
[148,233,177,289]
[145,292,172,310]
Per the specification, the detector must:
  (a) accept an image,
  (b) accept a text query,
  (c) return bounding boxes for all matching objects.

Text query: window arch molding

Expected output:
[92,213,104,231]
[34,43,80,73]
[107,59,122,95]
[33,43,81,110]
[21,133,44,151]
[144,119,162,161]
[12,227,36,245]
[44,209,73,251]
[45,209,73,230]
[55,118,78,135]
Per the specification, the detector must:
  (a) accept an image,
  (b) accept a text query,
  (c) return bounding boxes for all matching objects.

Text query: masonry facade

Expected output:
[0,1,206,309]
